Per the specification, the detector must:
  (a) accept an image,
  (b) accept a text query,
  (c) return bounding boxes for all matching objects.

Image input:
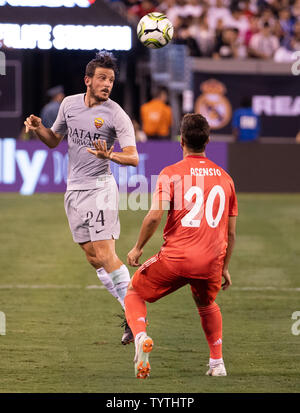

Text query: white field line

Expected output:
[232,287,300,292]
[0,285,299,291]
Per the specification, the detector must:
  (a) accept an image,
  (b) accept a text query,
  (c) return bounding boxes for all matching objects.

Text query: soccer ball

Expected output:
[137,12,174,49]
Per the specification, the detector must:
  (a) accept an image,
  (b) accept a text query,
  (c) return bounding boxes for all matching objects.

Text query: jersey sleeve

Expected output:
[51,98,67,136]
[113,105,136,148]
[229,180,238,216]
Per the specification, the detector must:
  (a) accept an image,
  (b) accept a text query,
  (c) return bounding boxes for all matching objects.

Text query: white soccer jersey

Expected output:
[51,93,136,190]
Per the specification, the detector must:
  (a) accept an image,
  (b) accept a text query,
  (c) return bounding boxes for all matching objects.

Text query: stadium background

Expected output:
[0,0,300,395]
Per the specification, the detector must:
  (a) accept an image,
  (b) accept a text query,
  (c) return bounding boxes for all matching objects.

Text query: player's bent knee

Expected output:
[192,292,214,307]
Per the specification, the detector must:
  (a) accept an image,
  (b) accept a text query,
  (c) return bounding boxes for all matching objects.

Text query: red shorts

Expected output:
[132,253,222,306]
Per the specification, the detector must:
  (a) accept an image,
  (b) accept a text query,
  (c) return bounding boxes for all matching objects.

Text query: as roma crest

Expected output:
[94,117,104,129]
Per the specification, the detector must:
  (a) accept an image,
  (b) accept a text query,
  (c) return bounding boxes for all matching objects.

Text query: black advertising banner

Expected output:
[193,72,300,138]
[0,1,127,26]
[0,60,22,137]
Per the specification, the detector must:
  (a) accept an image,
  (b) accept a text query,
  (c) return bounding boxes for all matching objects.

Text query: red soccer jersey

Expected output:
[153,155,238,278]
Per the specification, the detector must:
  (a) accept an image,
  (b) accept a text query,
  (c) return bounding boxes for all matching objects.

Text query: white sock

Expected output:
[108,264,131,308]
[135,331,146,346]
[134,332,147,361]
[96,267,124,308]
[209,357,224,368]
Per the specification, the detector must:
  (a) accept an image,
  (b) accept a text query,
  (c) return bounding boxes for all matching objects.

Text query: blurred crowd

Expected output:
[111,0,300,61]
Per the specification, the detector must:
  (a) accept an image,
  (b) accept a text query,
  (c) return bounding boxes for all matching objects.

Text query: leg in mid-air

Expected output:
[80,239,134,345]
[64,186,133,345]
[191,279,226,377]
[124,281,153,379]
[124,255,186,379]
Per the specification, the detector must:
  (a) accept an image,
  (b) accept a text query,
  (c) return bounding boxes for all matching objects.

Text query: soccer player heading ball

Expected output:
[24,50,139,345]
[125,113,238,379]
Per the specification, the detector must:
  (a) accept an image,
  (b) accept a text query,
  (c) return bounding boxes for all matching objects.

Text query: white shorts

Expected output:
[64,175,120,243]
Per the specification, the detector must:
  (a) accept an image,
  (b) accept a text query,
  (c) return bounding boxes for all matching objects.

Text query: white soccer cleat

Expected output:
[206,362,227,377]
[134,334,153,379]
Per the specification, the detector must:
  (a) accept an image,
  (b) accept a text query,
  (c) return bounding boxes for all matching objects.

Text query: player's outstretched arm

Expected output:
[87,140,139,167]
[111,146,139,167]
[24,115,64,149]
[222,216,236,290]
[127,200,169,267]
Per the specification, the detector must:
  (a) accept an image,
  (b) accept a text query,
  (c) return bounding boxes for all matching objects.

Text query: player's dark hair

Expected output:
[85,50,118,78]
[180,113,210,152]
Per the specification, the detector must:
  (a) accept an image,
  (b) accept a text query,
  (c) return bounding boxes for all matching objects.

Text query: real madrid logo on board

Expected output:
[194,79,232,130]
[94,117,104,129]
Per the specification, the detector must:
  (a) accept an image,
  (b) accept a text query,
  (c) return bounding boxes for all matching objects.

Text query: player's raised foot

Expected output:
[121,322,134,345]
[134,333,153,379]
[206,362,227,377]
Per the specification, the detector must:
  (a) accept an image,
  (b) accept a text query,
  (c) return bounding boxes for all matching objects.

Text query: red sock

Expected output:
[197,302,223,360]
[124,290,147,338]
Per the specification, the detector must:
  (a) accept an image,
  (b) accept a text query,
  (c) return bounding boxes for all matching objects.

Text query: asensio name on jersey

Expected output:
[51,93,135,190]
[153,155,238,278]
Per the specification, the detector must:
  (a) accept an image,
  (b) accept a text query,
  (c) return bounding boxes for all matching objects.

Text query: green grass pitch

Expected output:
[0,193,299,393]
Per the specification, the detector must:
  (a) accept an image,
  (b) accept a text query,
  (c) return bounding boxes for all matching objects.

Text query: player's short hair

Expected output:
[85,50,118,78]
[180,113,210,152]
